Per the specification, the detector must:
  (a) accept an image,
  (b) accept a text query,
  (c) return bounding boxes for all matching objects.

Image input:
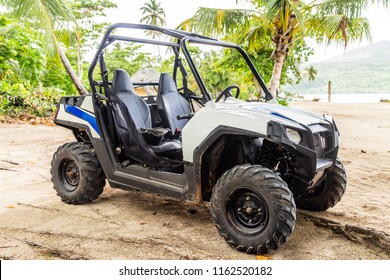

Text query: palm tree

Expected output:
[179,0,389,96]
[301,65,318,82]
[3,0,88,95]
[140,0,166,38]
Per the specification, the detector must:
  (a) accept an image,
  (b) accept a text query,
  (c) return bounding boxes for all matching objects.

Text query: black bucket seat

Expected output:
[157,73,192,133]
[108,69,182,165]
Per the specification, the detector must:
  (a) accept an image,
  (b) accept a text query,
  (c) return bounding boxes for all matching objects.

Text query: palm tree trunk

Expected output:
[77,49,82,80]
[252,76,262,101]
[57,41,88,95]
[76,30,83,80]
[269,51,286,96]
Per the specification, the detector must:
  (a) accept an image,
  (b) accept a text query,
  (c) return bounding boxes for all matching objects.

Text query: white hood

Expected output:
[182,99,327,162]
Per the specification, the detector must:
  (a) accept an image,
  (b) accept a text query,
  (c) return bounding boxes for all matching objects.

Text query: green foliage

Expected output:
[71,0,117,70]
[104,43,154,78]
[4,0,75,56]
[194,48,258,99]
[155,39,312,101]
[197,51,232,98]
[276,98,289,106]
[0,82,64,117]
[0,0,117,117]
[179,0,383,95]
[42,58,76,94]
[191,36,313,100]
[72,0,116,19]
[0,15,74,117]
[180,7,251,38]
[0,17,45,86]
[158,55,175,74]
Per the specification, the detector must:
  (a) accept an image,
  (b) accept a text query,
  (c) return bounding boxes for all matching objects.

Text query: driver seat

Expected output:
[109,69,182,165]
[111,69,151,129]
[157,73,192,133]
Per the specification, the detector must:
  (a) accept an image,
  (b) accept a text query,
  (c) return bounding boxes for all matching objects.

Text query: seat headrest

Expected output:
[158,73,178,95]
[112,69,135,93]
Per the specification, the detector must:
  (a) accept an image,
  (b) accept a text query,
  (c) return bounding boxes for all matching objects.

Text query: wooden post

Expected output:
[328,81,332,102]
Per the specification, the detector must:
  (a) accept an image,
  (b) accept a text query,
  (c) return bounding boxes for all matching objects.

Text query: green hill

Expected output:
[284,41,390,94]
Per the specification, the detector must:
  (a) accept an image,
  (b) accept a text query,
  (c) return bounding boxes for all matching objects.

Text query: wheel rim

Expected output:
[60,159,80,192]
[226,188,269,235]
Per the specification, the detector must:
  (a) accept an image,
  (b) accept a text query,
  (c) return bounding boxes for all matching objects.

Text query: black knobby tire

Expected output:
[51,142,105,204]
[295,158,347,211]
[211,164,296,255]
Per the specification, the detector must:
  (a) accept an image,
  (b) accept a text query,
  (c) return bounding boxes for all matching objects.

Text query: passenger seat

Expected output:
[157,73,192,133]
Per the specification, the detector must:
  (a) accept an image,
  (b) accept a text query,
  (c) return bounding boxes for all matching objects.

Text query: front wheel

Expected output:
[211,164,296,255]
[295,158,347,211]
[51,142,105,204]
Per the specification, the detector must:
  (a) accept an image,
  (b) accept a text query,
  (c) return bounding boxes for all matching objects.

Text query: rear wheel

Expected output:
[211,164,296,254]
[51,142,105,204]
[296,158,346,211]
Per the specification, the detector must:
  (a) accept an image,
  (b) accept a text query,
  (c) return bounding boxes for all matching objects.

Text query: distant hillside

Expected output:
[284,41,390,94]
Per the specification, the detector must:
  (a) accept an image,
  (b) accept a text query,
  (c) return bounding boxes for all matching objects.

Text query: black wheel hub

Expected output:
[61,159,80,191]
[227,188,269,234]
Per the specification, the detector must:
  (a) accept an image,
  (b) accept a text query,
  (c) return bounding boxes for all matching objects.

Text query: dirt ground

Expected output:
[0,101,389,260]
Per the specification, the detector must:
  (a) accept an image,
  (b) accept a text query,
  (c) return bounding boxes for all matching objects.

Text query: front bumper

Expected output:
[266,114,339,195]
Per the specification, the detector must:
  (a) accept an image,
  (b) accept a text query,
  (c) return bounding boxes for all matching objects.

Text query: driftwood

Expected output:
[0,255,14,260]
[0,159,19,171]
[22,239,88,260]
[301,211,390,255]
[0,167,17,171]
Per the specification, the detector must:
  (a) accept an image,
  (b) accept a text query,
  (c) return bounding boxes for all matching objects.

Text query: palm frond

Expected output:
[140,0,166,39]
[345,17,371,43]
[7,0,75,55]
[287,0,305,26]
[315,0,368,18]
[0,22,17,36]
[177,7,255,38]
[376,0,390,8]
[12,0,74,26]
[6,58,23,79]
[308,13,371,46]
[243,18,274,51]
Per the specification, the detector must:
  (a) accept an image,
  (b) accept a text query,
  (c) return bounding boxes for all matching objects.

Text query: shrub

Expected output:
[0,82,65,117]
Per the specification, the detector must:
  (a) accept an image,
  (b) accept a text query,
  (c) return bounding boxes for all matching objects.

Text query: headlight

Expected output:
[286,128,302,144]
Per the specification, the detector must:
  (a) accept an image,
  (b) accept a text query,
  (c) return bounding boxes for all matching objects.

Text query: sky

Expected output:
[105,0,390,63]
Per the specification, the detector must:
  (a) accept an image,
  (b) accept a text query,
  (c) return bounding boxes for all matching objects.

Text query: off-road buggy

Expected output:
[51,23,346,254]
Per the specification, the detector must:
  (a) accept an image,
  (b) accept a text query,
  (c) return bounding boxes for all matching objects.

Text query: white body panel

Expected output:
[56,95,100,139]
[79,95,95,113]
[182,98,326,162]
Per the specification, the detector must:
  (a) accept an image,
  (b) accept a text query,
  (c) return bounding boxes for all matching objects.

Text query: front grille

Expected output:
[313,132,332,158]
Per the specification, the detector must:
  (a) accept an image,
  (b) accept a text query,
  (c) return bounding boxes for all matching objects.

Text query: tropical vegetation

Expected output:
[179,0,390,96]
[0,0,389,118]
[0,0,116,117]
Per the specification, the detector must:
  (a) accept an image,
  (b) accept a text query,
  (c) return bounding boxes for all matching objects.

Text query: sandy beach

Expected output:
[0,101,389,260]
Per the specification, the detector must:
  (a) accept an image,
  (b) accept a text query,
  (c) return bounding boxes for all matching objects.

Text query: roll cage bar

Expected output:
[88,22,274,102]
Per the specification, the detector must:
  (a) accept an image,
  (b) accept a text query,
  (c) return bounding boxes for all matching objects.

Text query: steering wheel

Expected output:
[215,84,240,102]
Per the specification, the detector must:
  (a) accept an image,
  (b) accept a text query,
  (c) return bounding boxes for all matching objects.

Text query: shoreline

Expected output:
[288,93,390,103]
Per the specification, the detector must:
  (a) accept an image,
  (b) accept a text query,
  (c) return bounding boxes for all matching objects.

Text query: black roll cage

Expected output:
[87,22,274,102]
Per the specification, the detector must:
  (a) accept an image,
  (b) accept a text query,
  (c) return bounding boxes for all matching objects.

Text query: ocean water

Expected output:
[297,93,390,103]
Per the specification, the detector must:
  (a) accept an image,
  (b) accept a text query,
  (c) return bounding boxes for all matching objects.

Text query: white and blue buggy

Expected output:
[51,23,346,254]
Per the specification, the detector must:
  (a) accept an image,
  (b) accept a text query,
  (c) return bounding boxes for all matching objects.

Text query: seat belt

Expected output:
[177,58,190,101]
[99,53,117,145]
